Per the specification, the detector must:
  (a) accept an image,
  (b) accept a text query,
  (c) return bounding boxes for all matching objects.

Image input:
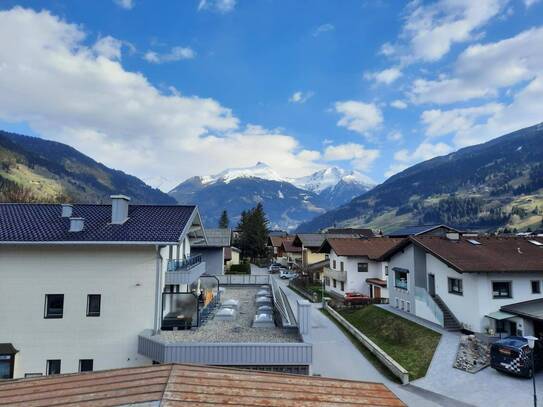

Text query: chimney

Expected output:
[61,204,73,218]
[69,217,84,232]
[110,195,130,224]
[446,232,460,241]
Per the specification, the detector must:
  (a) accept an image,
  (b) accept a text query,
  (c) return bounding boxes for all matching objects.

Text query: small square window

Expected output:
[46,360,61,375]
[532,281,541,294]
[492,281,512,299]
[358,263,368,273]
[44,294,64,319]
[79,359,93,372]
[448,278,463,295]
[86,295,101,317]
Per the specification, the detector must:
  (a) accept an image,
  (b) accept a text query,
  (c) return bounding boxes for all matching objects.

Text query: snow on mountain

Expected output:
[200,162,287,185]
[293,167,374,193]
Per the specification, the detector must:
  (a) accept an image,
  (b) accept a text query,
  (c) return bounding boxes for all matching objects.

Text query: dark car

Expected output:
[490,336,543,378]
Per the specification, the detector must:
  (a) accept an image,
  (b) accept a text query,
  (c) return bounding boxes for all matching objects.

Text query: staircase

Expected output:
[432,295,462,331]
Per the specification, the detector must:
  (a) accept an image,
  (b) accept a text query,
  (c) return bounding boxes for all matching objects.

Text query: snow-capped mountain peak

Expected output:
[292,166,374,193]
[200,162,286,185]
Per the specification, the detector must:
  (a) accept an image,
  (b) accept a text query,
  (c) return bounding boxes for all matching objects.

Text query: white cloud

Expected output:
[323,143,380,172]
[524,0,541,6]
[0,7,323,190]
[93,36,123,60]
[386,141,453,177]
[364,67,402,85]
[313,23,335,37]
[198,0,236,13]
[114,0,134,10]
[421,103,503,137]
[289,91,314,104]
[144,46,196,64]
[387,131,403,141]
[334,101,383,137]
[411,26,543,104]
[400,0,506,63]
[390,99,408,109]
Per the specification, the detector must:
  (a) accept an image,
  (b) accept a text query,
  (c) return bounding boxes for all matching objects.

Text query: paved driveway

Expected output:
[250,265,469,406]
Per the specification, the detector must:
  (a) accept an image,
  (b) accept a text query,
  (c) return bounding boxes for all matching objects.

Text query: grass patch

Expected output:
[320,309,399,383]
[339,305,441,380]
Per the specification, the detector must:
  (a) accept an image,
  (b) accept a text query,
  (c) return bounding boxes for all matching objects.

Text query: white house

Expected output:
[319,238,403,300]
[0,196,207,379]
[384,234,543,336]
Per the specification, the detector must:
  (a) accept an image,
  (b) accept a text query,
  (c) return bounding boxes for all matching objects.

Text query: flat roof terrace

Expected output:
[157,286,300,343]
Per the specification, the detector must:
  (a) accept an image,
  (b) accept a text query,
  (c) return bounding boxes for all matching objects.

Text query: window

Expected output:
[395,270,408,290]
[385,266,389,276]
[492,281,512,299]
[44,294,64,319]
[340,261,344,271]
[324,277,330,286]
[357,263,368,273]
[79,359,93,372]
[86,295,101,317]
[448,278,463,295]
[332,260,336,269]
[333,279,337,288]
[46,360,61,375]
[340,281,345,291]
[532,281,541,294]
[0,355,15,379]
[406,301,411,312]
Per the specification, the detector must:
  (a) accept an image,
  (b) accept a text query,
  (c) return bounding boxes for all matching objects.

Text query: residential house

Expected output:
[279,238,302,268]
[319,238,403,300]
[0,363,406,407]
[0,197,312,379]
[0,196,206,378]
[267,235,288,259]
[383,234,543,335]
[224,246,241,270]
[193,228,232,275]
[387,224,461,238]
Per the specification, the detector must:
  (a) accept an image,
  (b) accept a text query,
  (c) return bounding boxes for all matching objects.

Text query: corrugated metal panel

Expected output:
[138,333,312,366]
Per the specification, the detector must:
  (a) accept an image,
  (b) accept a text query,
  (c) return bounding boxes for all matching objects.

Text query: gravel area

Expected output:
[157,286,300,343]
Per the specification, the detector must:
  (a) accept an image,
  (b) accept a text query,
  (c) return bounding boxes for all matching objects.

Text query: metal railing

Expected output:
[167,254,202,272]
[415,287,444,326]
[216,274,271,285]
[271,277,296,328]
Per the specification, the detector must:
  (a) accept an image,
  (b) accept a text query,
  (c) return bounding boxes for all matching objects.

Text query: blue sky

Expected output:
[0,0,542,190]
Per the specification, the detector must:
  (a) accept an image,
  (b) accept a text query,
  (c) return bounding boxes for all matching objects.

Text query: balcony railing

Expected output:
[167,254,202,272]
[415,287,444,326]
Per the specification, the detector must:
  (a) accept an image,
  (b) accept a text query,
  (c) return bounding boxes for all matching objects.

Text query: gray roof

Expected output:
[387,224,460,237]
[0,203,198,244]
[194,228,231,247]
[294,233,368,248]
[502,299,543,321]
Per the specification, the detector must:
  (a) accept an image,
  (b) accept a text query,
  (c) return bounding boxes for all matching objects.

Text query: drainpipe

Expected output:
[153,245,164,334]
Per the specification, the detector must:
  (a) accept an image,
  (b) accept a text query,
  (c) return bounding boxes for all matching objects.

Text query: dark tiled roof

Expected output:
[327,228,374,237]
[281,239,302,253]
[268,235,289,247]
[0,363,406,406]
[194,228,230,247]
[0,203,196,243]
[320,237,404,260]
[391,236,543,273]
[293,233,370,248]
[387,224,460,237]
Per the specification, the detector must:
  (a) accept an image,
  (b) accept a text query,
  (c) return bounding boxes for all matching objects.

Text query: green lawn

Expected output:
[339,305,441,380]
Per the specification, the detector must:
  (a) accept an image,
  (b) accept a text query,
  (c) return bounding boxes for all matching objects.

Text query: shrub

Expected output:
[226,263,251,274]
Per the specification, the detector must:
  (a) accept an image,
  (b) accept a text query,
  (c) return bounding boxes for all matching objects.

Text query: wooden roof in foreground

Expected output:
[0,363,405,406]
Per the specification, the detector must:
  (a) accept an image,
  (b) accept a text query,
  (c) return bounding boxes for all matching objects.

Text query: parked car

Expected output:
[268,263,281,274]
[279,270,297,279]
[344,292,370,305]
[490,336,543,378]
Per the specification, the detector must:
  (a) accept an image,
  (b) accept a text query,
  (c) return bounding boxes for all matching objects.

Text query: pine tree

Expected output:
[236,203,269,261]
[218,210,229,228]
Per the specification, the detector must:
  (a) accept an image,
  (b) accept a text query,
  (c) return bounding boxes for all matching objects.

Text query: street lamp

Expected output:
[526,335,538,407]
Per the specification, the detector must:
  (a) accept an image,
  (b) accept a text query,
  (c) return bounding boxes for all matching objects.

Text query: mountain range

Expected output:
[0,130,175,204]
[168,163,374,229]
[297,123,543,233]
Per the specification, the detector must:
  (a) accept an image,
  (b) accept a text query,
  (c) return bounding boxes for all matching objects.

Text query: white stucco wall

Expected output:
[0,245,162,378]
[387,246,415,313]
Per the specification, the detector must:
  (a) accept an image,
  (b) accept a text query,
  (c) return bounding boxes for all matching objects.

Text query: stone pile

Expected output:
[453,335,490,373]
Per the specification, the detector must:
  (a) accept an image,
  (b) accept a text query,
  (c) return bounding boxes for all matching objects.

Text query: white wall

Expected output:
[0,245,161,378]
[387,246,415,313]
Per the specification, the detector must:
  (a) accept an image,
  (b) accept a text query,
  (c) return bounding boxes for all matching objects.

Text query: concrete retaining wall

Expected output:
[324,303,410,384]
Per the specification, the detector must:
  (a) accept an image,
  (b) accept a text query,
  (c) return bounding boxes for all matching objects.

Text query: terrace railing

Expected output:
[167,254,202,272]
[415,287,444,326]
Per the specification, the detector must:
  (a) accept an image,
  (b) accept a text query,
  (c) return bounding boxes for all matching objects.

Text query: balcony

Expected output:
[323,266,346,282]
[166,254,206,285]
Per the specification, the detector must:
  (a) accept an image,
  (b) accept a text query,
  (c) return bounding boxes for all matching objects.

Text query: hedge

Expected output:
[226,263,251,274]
